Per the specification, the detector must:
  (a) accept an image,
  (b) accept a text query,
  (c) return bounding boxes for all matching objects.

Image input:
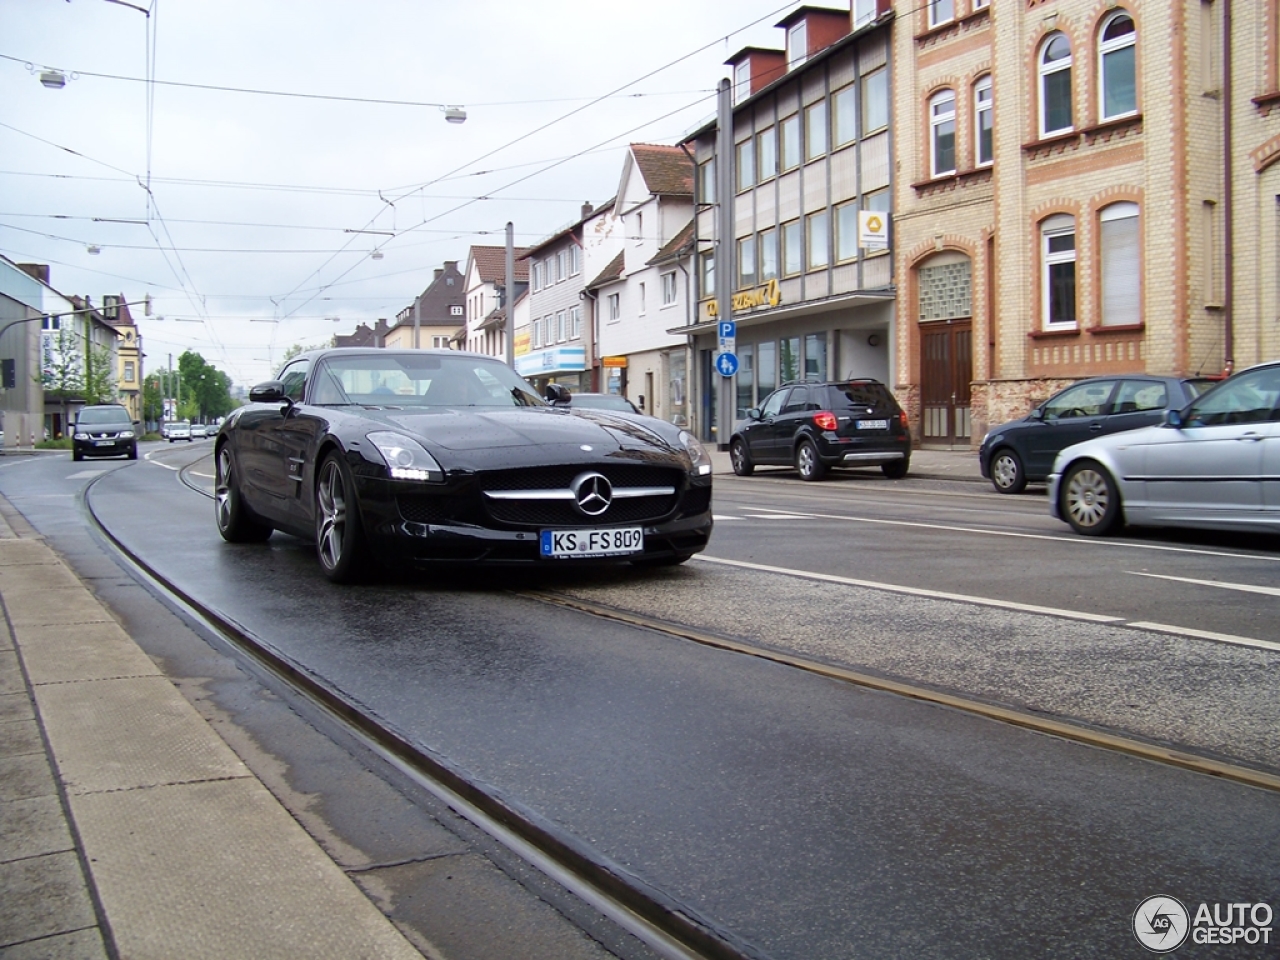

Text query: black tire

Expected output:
[1060,460,1122,536]
[315,452,370,583]
[127,445,138,461]
[795,438,827,481]
[990,448,1026,494]
[730,438,754,476]
[881,457,910,480]
[72,448,84,462]
[215,445,272,543]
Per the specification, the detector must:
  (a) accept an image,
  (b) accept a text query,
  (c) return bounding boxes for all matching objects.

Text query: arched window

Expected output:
[1041,214,1077,327]
[929,89,957,176]
[974,75,993,167]
[1099,11,1137,120]
[1099,203,1140,326]
[1039,33,1073,136]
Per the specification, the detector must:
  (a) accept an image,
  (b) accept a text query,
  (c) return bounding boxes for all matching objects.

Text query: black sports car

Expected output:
[214,348,714,582]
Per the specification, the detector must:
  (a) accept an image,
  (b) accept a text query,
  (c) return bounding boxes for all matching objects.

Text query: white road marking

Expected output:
[1125,622,1280,653]
[720,504,1280,563]
[1129,571,1280,598]
[695,555,1124,623]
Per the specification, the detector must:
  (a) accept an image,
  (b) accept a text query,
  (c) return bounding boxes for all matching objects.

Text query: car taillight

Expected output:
[814,411,839,431]
[898,410,909,430]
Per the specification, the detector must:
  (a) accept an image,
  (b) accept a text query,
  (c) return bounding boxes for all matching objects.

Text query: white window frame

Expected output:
[1099,10,1137,121]
[805,100,828,161]
[806,211,829,270]
[638,283,646,316]
[607,293,621,321]
[737,138,756,192]
[556,310,567,341]
[787,21,808,70]
[661,271,678,306]
[569,244,581,276]
[833,85,857,147]
[1039,32,1074,137]
[738,235,757,288]
[757,127,778,181]
[1041,214,1077,328]
[734,60,751,105]
[570,305,583,339]
[836,201,859,262]
[782,220,802,276]
[759,227,778,281]
[1100,203,1140,326]
[555,250,565,282]
[929,89,956,177]
[532,318,541,348]
[853,0,878,29]
[974,76,993,167]
[928,0,954,29]
[780,114,801,170]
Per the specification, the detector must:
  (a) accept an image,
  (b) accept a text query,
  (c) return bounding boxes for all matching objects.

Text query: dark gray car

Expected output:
[977,375,1211,493]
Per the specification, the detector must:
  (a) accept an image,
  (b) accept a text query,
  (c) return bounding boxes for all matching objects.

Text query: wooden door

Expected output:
[919,320,972,445]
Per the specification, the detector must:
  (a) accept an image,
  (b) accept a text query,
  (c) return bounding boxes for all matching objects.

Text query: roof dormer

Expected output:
[725,47,787,105]
[775,6,853,72]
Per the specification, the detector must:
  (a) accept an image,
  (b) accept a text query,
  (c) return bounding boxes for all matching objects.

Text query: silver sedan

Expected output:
[1049,360,1280,536]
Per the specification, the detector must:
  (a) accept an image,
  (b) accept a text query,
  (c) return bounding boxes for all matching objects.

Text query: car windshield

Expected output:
[77,407,130,426]
[311,354,545,408]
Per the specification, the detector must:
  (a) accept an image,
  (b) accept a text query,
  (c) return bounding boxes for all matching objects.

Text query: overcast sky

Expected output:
[2,0,797,386]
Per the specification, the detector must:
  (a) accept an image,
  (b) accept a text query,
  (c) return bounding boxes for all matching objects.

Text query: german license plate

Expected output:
[94,440,113,446]
[856,419,888,430]
[540,527,643,558]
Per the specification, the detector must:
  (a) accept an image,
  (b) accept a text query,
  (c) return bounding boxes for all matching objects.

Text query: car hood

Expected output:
[378,406,682,456]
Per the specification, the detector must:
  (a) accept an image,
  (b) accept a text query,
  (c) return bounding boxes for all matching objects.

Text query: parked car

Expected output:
[978,375,1211,494]
[566,392,643,415]
[729,379,910,481]
[214,348,714,582]
[72,404,138,461]
[1048,360,1280,536]
[165,420,192,442]
[191,423,209,439]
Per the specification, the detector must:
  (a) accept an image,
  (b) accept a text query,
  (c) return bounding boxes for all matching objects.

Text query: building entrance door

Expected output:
[920,319,972,446]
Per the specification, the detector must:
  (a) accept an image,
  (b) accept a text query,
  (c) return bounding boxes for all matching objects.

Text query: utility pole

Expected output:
[505,221,515,368]
[714,77,735,449]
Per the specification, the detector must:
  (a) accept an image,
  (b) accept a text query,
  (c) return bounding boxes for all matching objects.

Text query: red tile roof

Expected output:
[469,245,530,284]
[630,144,693,197]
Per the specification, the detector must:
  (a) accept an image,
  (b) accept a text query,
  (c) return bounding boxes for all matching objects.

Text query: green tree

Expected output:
[82,342,118,405]
[41,327,83,437]
[176,352,236,422]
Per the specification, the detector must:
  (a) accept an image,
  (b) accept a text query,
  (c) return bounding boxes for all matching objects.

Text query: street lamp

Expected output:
[39,69,67,89]
[442,106,467,124]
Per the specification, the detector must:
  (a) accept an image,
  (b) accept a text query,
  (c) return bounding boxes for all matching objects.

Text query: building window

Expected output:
[570,305,583,339]
[661,271,678,306]
[805,333,827,380]
[698,159,716,204]
[608,293,621,321]
[853,0,878,28]
[757,127,778,180]
[1099,11,1137,120]
[782,220,802,276]
[928,0,954,29]
[788,21,808,70]
[555,250,565,282]
[738,235,757,288]
[862,67,889,132]
[734,60,751,105]
[450,304,464,316]
[532,319,541,348]
[1039,33,1074,136]
[737,138,756,191]
[634,211,643,245]
[807,211,829,270]
[432,336,450,349]
[929,89,957,176]
[570,245,581,276]
[834,85,857,147]
[123,361,135,382]
[700,251,715,295]
[1041,214,1077,326]
[974,76,993,167]
[836,201,859,262]
[759,227,778,281]
[532,262,543,292]
[805,100,828,160]
[780,114,801,170]
[1100,203,1140,326]
[973,0,989,7]
[638,284,646,315]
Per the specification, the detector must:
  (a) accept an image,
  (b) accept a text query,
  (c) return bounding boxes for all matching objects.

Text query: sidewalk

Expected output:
[0,506,425,959]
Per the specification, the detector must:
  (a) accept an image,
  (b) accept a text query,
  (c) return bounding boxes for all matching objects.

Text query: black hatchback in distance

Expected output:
[72,404,139,461]
[730,379,911,481]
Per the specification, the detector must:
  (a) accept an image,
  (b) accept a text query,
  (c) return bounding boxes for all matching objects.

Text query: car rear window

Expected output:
[829,382,897,410]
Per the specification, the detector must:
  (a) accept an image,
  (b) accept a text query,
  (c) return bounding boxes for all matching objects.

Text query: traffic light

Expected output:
[1,359,15,390]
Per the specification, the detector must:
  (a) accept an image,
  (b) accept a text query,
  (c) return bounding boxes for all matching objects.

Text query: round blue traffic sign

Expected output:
[715,352,739,377]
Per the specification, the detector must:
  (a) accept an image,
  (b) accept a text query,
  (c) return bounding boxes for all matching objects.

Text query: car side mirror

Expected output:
[1029,407,1045,421]
[249,380,287,404]
[1165,408,1184,429]
[544,383,571,405]
[747,407,762,421]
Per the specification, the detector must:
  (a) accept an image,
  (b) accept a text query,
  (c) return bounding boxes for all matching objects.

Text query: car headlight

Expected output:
[120,430,135,439]
[678,430,713,477]
[366,431,444,482]
[74,431,88,440]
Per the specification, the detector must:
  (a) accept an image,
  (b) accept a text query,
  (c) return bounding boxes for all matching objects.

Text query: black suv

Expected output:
[72,404,138,461]
[730,379,911,481]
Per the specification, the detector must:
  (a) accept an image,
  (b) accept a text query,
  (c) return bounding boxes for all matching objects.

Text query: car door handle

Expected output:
[1089,423,1103,431]
[1238,432,1264,442]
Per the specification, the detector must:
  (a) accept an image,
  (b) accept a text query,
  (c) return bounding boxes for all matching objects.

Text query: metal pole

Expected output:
[505,221,515,368]
[714,77,735,450]
[413,295,421,350]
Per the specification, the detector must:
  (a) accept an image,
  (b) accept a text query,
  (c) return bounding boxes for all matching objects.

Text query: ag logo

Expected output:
[865,215,883,233]
[1134,896,1190,953]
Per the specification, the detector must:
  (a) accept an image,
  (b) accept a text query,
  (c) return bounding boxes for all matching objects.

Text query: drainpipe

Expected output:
[1222,0,1234,375]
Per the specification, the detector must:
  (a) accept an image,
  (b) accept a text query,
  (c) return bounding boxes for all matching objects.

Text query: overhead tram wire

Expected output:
[270,1,794,315]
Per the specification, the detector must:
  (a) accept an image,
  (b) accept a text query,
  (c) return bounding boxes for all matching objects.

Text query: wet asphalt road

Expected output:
[9,446,1280,960]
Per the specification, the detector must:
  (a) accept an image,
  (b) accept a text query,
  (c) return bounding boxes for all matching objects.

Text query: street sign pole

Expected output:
[714,77,735,449]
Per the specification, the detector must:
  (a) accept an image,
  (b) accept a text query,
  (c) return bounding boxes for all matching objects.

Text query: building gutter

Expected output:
[1222,0,1234,374]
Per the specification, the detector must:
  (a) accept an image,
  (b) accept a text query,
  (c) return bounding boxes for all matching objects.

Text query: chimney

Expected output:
[434,268,443,281]
[581,201,594,219]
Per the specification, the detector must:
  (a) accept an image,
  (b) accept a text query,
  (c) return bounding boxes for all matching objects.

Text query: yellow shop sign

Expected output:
[706,278,782,318]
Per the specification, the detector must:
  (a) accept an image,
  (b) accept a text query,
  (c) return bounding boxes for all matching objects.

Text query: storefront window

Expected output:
[757,341,777,401]
[736,344,755,418]
[780,337,802,382]
[805,333,827,380]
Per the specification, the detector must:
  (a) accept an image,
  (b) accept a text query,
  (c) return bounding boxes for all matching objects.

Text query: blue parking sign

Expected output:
[716,352,739,377]
[718,321,736,341]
